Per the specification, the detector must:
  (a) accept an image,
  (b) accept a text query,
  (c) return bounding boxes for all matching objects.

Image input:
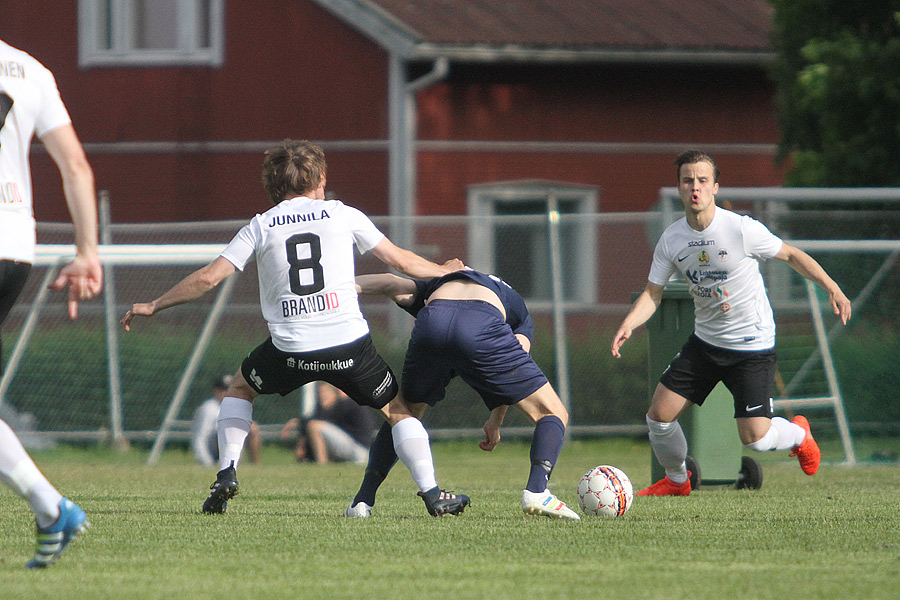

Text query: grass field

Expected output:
[1,437,899,600]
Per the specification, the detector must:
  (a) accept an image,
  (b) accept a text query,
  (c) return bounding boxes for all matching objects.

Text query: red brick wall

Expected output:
[3,2,783,224]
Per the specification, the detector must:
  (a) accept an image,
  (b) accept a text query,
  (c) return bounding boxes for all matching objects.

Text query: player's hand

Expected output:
[120,302,155,331]
[49,254,103,320]
[441,258,466,272]
[611,326,632,358]
[479,418,501,451]
[831,290,852,324]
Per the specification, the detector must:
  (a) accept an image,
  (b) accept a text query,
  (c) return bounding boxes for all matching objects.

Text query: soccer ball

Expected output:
[577,465,633,517]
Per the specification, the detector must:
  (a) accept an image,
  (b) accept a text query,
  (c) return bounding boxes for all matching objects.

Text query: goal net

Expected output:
[3,192,896,466]
[0,221,303,454]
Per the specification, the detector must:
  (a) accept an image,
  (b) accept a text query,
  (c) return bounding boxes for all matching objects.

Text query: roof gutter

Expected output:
[407,45,776,67]
[310,0,775,67]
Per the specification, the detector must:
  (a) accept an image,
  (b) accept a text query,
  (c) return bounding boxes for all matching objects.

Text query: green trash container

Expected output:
[644,283,745,487]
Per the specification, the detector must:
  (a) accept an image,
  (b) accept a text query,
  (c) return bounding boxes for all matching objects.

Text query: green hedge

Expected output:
[4,316,895,435]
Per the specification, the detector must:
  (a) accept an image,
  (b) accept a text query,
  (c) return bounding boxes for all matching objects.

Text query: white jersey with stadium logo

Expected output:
[220,196,385,352]
[0,40,72,262]
[648,207,783,351]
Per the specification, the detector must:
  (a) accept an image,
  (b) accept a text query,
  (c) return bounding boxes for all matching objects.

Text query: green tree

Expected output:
[771,0,900,186]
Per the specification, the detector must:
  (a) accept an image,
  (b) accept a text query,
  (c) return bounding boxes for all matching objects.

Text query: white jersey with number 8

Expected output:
[221,196,385,352]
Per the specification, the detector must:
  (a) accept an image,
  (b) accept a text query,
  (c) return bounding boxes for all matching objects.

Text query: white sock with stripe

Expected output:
[392,417,438,492]
[216,397,253,470]
[0,419,62,528]
[744,416,805,452]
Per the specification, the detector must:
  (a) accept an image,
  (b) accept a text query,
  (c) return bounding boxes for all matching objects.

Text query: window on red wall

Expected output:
[78,0,224,67]
[467,182,599,306]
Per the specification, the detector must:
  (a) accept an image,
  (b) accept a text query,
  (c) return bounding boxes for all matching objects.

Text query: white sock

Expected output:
[745,417,805,452]
[646,415,688,484]
[0,419,63,528]
[217,397,253,470]
[392,417,437,492]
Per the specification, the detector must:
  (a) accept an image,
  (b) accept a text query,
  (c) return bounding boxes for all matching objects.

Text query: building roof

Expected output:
[311,0,775,65]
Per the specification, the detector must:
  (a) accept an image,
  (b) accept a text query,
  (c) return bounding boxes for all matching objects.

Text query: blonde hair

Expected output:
[261,139,327,204]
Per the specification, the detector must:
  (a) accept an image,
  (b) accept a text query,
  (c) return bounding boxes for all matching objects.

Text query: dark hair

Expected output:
[261,139,327,204]
[674,150,719,183]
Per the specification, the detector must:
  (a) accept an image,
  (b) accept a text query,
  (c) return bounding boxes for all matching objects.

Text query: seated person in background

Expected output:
[192,375,261,466]
[281,382,374,464]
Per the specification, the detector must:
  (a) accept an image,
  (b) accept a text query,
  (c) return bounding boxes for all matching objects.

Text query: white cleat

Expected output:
[522,489,580,520]
[343,501,372,518]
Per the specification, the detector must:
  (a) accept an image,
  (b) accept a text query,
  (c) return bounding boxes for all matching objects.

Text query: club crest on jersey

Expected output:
[698,251,710,265]
[269,209,330,227]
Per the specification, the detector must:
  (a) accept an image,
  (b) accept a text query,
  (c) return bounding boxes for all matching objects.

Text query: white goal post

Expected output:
[1,243,318,465]
[0,244,227,453]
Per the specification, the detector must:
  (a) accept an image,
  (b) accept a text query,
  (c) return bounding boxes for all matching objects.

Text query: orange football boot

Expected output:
[636,471,692,496]
[789,415,821,475]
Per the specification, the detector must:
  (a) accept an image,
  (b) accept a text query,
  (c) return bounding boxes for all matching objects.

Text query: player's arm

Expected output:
[611,281,664,358]
[280,418,301,441]
[355,273,418,307]
[479,405,508,452]
[368,237,464,279]
[120,256,236,330]
[774,242,852,324]
[41,124,103,319]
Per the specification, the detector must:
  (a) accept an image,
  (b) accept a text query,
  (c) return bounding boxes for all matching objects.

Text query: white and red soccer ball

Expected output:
[577,465,633,517]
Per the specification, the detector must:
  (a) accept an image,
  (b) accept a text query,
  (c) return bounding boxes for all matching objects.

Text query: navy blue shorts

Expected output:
[240,334,398,409]
[660,334,776,418]
[401,299,548,410]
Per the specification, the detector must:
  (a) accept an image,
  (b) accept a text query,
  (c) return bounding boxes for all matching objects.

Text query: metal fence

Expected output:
[1,189,898,455]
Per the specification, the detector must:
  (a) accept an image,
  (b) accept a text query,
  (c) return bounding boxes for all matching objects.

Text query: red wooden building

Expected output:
[2,0,782,227]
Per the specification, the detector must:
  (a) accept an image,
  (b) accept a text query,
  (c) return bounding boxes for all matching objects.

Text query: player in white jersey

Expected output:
[121,139,464,514]
[612,150,852,496]
[0,39,102,568]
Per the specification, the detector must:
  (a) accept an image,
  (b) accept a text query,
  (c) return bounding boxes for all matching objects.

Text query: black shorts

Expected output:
[402,299,548,411]
[659,334,776,419]
[240,334,398,409]
[0,260,31,327]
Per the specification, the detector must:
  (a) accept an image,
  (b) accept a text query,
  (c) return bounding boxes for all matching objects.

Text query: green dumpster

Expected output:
[645,283,749,487]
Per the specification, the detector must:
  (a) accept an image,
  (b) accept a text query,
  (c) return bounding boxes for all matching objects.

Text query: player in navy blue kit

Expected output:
[345,269,580,520]
[122,140,464,515]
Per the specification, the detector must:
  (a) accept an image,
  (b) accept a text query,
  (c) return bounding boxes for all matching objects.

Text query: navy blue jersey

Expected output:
[400,270,534,341]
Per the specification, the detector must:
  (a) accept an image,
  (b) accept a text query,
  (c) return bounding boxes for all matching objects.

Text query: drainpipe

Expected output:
[388,55,450,251]
[386,55,449,341]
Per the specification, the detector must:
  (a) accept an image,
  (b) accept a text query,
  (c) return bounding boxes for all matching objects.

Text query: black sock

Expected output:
[353,422,397,506]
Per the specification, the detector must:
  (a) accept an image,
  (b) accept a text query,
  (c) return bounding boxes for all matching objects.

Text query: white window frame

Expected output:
[78,0,225,67]
[467,181,599,306]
